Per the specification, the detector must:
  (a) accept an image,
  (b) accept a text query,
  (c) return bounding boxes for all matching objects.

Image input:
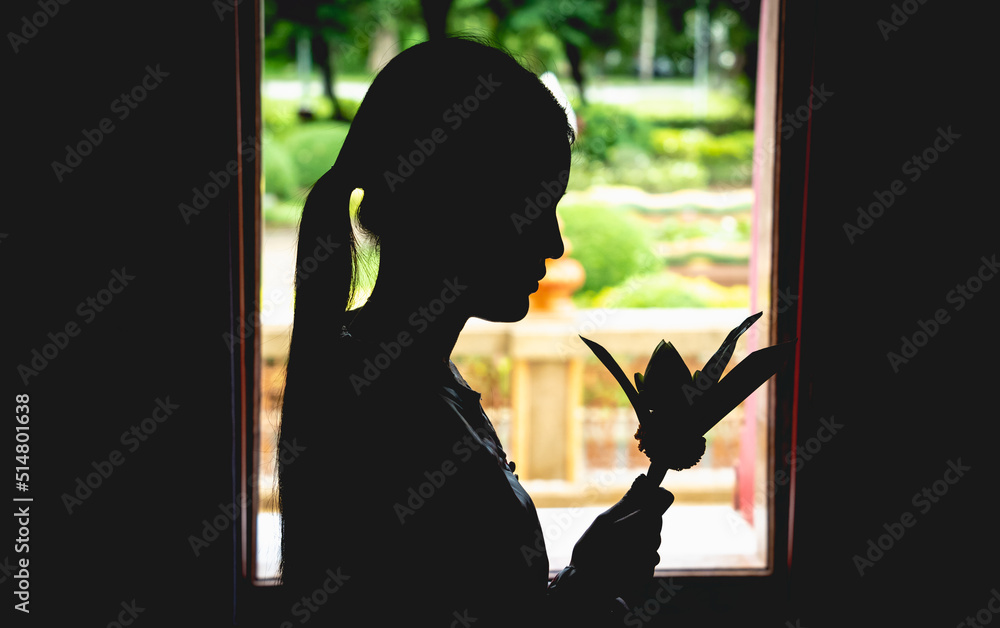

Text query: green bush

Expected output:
[650,127,713,161]
[263,97,361,135]
[573,104,654,163]
[564,101,756,191]
[592,272,749,308]
[643,113,754,135]
[336,99,361,121]
[655,215,752,242]
[558,204,658,294]
[281,121,351,190]
[567,156,709,193]
[262,98,300,136]
[263,199,303,227]
[262,139,299,201]
[656,216,716,241]
[635,93,754,133]
[650,128,755,186]
[700,130,755,185]
[661,252,748,266]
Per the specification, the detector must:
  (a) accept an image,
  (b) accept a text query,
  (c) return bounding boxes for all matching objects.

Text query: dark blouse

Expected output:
[279,327,618,626]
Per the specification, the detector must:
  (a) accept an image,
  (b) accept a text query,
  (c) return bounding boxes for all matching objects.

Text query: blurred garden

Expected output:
[255,0,771,577]
[260,0,759,308]
[258,0,765,483]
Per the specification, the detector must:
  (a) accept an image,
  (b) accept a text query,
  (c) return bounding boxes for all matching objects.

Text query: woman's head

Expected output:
[296,35,576,325]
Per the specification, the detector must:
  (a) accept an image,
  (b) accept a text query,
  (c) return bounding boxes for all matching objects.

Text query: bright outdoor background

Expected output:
[255,0,772,581]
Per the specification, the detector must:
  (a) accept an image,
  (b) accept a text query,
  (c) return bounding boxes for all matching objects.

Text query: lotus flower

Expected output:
[580,312,795,485]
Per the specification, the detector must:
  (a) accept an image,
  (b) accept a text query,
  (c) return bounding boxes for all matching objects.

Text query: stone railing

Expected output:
[260,307,759,508]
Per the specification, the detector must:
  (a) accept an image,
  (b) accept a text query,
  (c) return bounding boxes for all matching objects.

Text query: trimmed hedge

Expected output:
[558,204,659,295]
[591,272,749,308]
[282,121,351,191]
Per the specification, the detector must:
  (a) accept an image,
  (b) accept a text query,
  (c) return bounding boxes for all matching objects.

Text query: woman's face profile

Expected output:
[449,137,571,323]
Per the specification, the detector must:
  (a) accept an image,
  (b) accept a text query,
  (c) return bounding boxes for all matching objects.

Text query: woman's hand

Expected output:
[569,474,674,602]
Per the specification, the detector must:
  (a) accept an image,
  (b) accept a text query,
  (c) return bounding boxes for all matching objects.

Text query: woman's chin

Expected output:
[473,295,531,323]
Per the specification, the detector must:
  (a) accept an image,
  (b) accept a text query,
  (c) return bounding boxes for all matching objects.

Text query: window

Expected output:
[246,0,785,584]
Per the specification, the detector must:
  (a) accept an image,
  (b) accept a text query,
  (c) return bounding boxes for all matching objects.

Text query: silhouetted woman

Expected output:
[277,35,673,627]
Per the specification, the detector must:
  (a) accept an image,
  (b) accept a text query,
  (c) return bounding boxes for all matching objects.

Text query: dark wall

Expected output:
[770,2,996,627]
[658,3,996,627]
[9,0,243,625]
[8,1,994,627]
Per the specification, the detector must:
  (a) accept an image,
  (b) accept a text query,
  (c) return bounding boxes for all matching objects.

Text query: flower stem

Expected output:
[648,460,668,486]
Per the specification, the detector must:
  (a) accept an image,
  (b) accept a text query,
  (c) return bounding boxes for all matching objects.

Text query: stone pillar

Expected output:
[511,230,586,480]
[511,344,583,481]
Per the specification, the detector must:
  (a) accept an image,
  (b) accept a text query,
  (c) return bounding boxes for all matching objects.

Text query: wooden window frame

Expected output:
[231,0,814,620]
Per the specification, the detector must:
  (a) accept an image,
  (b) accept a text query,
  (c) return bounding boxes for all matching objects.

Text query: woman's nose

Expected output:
[545,212,566,260]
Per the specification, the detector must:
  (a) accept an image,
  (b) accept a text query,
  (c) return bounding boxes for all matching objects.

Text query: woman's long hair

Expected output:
[276,34,575,588]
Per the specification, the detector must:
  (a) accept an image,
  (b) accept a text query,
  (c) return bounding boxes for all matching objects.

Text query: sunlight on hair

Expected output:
[539,71,577,136]
[349,187,378,309]
[349,187,364,217]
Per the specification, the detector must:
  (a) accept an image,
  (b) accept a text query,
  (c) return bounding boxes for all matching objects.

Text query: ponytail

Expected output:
[277,149,360,584]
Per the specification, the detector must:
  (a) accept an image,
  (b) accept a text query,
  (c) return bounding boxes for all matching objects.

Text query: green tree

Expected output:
[264,0,357,120]
[485,0,618,104]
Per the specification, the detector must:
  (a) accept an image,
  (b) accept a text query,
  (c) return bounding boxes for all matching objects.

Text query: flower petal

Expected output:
[646,341,691,385]
[697,311,763,389]
[642,340,692,420]
[692,341,796,433]
[579,335,646,418]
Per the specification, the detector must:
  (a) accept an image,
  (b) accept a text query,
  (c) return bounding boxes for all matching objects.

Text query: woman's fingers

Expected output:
[613,508,663,551]
[653,487,674,513]
[624,476,675,512]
